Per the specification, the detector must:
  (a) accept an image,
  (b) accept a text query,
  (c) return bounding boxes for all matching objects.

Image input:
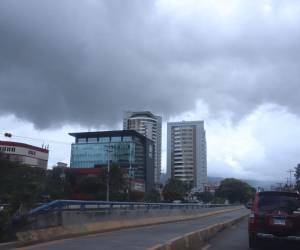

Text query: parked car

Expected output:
[248,191,300,248]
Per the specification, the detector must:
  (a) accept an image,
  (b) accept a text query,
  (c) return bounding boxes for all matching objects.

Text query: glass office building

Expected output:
[69,130,155,191]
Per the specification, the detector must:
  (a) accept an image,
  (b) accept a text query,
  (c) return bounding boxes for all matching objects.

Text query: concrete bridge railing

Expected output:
[27,200,232,215]
[14,200,240,246]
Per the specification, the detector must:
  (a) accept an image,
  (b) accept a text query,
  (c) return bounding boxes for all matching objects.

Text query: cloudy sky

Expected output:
[1,0,300,182]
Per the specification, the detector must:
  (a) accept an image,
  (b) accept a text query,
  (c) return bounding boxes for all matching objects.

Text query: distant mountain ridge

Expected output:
[161,174,277,190]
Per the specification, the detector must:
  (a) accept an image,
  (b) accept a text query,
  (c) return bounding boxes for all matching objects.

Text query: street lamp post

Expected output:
[60,167,66,196]
[106,143,112,202]
[128,145,135,201]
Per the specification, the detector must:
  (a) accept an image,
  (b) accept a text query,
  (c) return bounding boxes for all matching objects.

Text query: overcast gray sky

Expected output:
[1,0,300,182]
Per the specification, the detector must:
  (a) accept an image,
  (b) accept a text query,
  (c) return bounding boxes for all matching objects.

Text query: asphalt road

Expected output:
[18,208,248,250]
[201,217,250,250]
[201,217,299,250]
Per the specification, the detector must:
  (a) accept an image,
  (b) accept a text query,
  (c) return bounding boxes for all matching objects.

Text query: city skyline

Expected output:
[0,116,207,187]
[1,107,299,183]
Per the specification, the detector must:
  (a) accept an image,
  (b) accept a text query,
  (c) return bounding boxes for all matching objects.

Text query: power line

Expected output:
[0,132,71,146]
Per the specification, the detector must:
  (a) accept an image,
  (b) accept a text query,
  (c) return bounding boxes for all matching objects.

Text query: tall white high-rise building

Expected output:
[167,121,207,191]
[123,111,162,184]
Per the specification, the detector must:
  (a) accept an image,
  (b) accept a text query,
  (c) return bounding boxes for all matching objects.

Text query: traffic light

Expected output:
[4,133,12,138]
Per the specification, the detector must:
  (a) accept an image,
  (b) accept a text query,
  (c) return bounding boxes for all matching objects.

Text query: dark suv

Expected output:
[248,191,300,248]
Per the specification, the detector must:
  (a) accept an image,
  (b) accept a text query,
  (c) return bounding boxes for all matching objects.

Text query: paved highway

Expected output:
[201,217,250,250]
[19,208,248,250]
[202,217,299,250]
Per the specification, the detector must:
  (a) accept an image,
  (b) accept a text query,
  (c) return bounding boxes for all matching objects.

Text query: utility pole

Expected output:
[106,143,113,202]
[276,183,283,191]
[287,169,295,188]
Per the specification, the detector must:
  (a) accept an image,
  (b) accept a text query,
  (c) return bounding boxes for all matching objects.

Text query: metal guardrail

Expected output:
[28,200,232,216]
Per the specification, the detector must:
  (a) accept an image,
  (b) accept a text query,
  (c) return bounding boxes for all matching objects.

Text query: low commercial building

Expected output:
[0,141,49,169]
[69,130,155,192]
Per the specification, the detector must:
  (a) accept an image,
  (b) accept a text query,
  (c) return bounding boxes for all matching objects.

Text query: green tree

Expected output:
[79,177,101,196]
[196,191,214,203]
[216,178,256,204]
[144,189,161,203]
[0,156,46,213]
[42,168,72,200]
[162,178,188,202]
[0,154,46,242]
[96,165,127,201]
[211,196,226,204]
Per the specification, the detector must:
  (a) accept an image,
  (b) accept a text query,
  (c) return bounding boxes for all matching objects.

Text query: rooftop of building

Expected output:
[130,111,155,118]
[167,120,204,125]
[0,140,49,153]
[69,129,152,141]
[125,111,161,119]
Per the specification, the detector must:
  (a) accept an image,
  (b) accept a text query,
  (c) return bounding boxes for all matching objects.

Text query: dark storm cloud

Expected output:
[1,0,300,128]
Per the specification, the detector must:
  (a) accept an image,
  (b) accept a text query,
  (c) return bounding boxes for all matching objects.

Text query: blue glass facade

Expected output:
[71,140,135,168]
[69,130,155,190]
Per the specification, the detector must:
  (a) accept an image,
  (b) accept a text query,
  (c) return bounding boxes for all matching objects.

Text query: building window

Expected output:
[133,137,141,143]
[28,150,36,156]
[87,138,97,143]
[99,137,110,143]
[77,138,86,143]
[111,136,121,142]
[149,144,153,158]
[122,136,132,142]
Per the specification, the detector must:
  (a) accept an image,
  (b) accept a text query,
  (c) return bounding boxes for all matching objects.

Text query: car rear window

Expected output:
[258,193,300,213]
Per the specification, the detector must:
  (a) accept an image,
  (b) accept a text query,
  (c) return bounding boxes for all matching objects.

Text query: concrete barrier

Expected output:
[147,213,249,250]
[16,206,242,246]
[0,241,16,250]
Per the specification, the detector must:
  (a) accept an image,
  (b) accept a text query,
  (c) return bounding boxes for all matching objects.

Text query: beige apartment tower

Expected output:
[123,111,162,184]
[167,121,207,191]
